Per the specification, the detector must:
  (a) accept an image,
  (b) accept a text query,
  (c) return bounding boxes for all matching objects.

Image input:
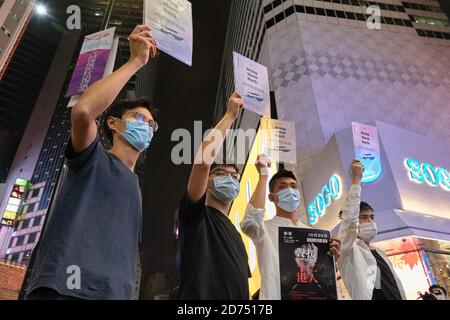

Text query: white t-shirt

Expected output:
[240,204,310,300]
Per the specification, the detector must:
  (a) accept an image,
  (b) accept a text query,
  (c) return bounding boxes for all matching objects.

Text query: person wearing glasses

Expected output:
[176,92,252,300]
[25,25,157,300]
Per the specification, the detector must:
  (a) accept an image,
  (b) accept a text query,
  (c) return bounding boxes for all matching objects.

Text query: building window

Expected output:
[355,13,365,21]
[385,17,394,25]
[346,12,356,20]
[274,11,284,23]
[22,250,32,264]
[10,253,20,262]
[316,8,326,16]
[412,16,449,27]
[305,6,316,15]
[295,5,305,13]
[28,233,37,244]
[285,6,295,18]
[265,18,275,29]
[27,203,36,213]
[22,219,30,229]
[326,9,337,17]
[387,4,396,11]
[33,216,42,227]
[394,18,404,26]
[31,188,40,198]
[16,235,25,246]
[336,10,346,19]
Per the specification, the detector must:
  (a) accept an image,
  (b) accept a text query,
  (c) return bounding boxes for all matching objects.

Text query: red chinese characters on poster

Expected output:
[279,227,338,300]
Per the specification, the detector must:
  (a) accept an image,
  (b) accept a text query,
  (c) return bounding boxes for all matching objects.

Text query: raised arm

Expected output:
[338,160,364,257]
[187,92,243,203]
[241,154,271,240]
[71,25,157,154]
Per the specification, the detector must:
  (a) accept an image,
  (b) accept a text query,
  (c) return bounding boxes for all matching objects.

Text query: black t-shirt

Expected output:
[177,193,250,300]
[28,139,142,300]
[371,250,402,300]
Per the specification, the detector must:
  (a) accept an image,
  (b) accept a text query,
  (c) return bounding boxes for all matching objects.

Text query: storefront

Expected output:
[302,121,450,300]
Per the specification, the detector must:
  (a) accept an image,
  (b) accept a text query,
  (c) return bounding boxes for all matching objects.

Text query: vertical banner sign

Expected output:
[65,27,116,97]
[233,52,270,116]
[260,118,297,164]
[352,122,382,183]
[279,227,338,300]
[144,0,193,66]
[67,36,119,108]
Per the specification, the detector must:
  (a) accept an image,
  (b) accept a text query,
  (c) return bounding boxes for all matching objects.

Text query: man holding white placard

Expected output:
[241,155,342,300]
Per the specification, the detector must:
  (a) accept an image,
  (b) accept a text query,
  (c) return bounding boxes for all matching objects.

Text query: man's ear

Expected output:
[268,193,275,203]
[107,116,117,131]
[206,176,214,191]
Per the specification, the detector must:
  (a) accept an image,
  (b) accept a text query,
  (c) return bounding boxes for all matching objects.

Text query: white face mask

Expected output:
[358,221,378,242]
[436,294,446,301]
[432,291,446,300]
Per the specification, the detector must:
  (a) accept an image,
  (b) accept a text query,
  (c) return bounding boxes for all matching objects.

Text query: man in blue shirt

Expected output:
[25,25,158,300]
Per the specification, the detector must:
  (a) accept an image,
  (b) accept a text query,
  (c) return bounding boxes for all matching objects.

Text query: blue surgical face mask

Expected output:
[210,176,240,204]
[277,187,300,212]
[116,119,153,152]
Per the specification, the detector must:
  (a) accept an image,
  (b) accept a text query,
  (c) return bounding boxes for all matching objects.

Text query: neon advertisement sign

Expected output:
[404,158,450,191]
[1,178,32,226]
[308,175,343,225]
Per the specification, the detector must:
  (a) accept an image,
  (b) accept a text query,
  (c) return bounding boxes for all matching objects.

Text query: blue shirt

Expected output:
[28,139,142,300]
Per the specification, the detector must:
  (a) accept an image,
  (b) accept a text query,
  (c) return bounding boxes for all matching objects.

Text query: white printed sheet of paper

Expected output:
[352,122,382,183]
[144,0,193,66]
[233,52,270,116]
[260,118,297,165]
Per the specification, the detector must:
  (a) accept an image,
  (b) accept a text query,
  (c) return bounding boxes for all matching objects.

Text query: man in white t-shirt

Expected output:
[240,155,341,300]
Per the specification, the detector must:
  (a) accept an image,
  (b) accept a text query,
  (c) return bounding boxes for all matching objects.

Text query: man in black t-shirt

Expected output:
[177,92,251,300]
[25,25,158,300]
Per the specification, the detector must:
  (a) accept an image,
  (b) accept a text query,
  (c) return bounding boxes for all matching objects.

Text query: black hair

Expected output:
[339,201,374,219]
[360,201,374,213]
[269,169,297,193]
[429,284,448,297]
[102,98,156,145]
[210,162,239,175]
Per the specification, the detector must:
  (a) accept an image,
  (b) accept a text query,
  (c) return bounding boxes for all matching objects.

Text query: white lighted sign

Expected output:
[404,158,450,191]
[307,175,343,225]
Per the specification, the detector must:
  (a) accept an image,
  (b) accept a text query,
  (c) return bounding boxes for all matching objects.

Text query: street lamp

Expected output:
[35,4,48,16]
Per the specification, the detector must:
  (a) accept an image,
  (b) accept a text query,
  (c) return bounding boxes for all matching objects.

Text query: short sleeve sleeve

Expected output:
[178,191,206,224]
[65,138,100,170]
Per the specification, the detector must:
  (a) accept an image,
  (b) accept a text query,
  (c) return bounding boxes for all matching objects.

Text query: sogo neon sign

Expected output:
[405,158,450,191]
[308,175,342,225]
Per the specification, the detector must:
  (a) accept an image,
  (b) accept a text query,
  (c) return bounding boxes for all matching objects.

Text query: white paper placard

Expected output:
[144,0,193,66]
[233,52,270,116]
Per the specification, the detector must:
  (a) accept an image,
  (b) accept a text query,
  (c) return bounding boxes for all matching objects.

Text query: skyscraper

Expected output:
[0,0,36,78]
[215,0,266,120]
[0,0,55,183]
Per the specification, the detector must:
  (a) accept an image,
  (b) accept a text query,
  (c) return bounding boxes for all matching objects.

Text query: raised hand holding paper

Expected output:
[352,122,382,183]
[144,0,193,66]
[233,52,270,116]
